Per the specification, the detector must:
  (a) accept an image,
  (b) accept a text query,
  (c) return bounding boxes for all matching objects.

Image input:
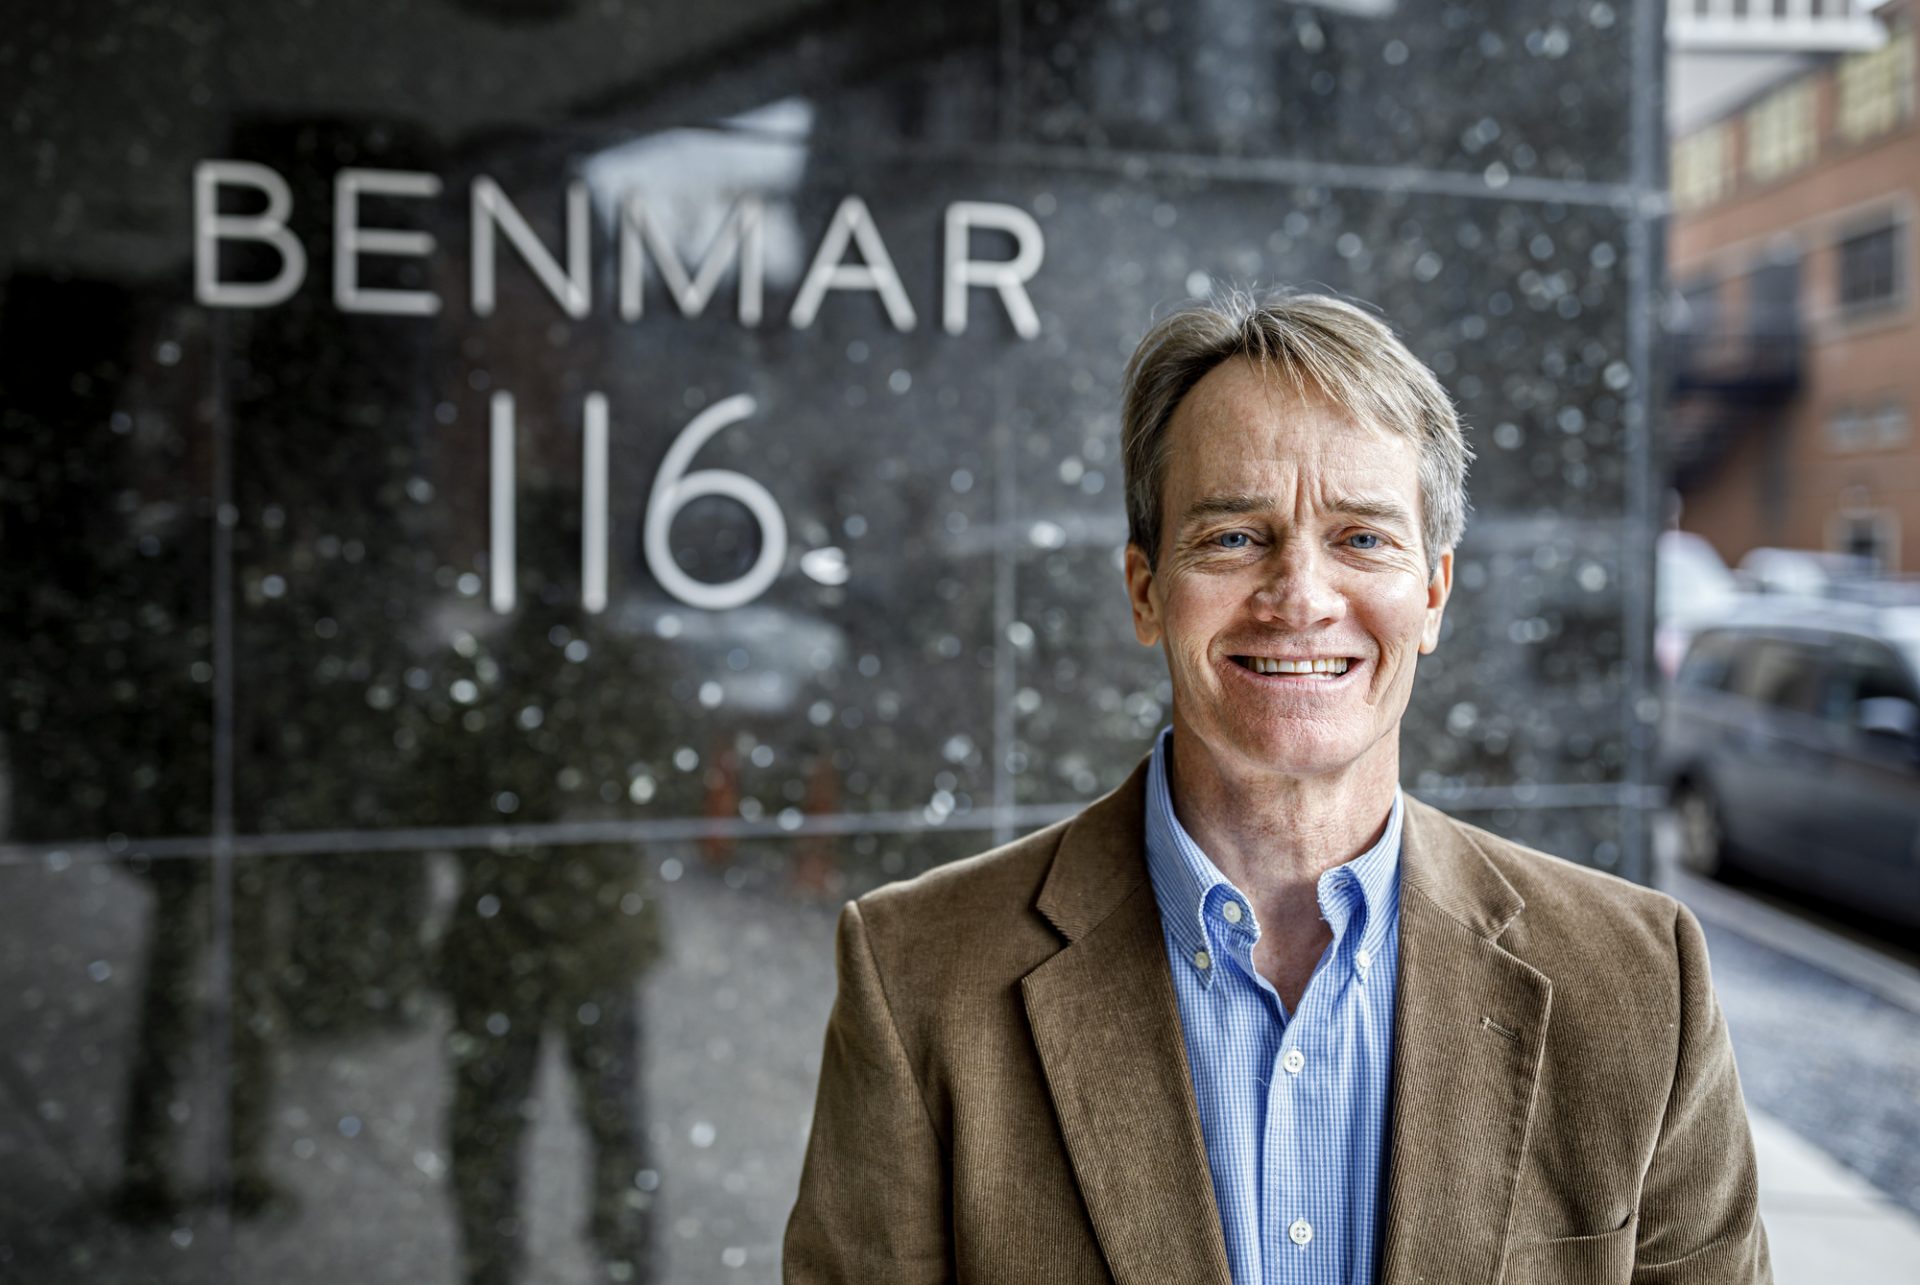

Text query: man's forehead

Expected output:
[1161,372,1420,524]
[1164,396,1416,490]
[1177,487,1418,530]
[1170,362,1399,457]
[1176,355,1368,424]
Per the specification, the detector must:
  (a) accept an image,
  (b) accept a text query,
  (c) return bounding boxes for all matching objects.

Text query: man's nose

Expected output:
[1249,542,1344,629]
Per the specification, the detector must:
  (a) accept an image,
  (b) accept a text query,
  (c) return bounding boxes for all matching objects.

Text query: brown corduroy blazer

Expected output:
[784,757,1773,1284]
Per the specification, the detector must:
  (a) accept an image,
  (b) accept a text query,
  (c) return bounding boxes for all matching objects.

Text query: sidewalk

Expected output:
[1652,819,1920,1279]
[1753,1109,1920,1281]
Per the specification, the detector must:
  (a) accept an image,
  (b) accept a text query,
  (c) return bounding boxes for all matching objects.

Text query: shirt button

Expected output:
[1222,900,1244,925]
[1194,949,1211,971]
[1356,947,1372,968]
[1282,1048,1306,1075]
[1289,1218,1313,1246]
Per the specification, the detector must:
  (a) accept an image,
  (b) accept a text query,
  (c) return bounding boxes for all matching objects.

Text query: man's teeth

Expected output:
[1241,656,1351,676]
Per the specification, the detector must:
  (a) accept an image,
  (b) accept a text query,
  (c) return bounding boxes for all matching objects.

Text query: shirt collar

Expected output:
[1142,725,1402,987]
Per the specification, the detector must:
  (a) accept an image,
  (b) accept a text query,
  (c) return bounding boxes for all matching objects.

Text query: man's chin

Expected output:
[1221,728,1368,782]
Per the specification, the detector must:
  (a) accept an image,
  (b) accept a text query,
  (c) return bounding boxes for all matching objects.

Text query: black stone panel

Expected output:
[1437,801,1628,872]
[0,2,1661,1279]
[0,281,215,846]
[1016,0,1640,184]
[1010,540,1164,803]
[996,171,1641,536]
[219,1,1006,151]
[988,171,1642,813]
[1408,516,1634,793]
[223,135,1004,836]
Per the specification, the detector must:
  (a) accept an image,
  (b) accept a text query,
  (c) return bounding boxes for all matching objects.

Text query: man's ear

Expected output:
[1418,549,1453,655]
[1123,542,1162,647]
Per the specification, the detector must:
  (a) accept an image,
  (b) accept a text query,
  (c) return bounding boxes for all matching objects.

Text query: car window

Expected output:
[1821,642,1920,724]
[1731,638,1825,714]
[1677,630,1740,691]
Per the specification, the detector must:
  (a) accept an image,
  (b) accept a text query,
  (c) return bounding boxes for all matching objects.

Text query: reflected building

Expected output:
[0,2,1662,1281]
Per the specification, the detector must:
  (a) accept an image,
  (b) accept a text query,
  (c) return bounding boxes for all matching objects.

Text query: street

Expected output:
[1651,814,1920,1282]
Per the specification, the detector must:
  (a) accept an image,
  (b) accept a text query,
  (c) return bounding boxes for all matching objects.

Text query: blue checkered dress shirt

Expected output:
[1143,726,1403,1285]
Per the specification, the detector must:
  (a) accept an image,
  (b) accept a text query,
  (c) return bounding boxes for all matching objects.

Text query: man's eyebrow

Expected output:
[1178,493,1270,527]
[1331,496,1417,530]
[1177,492,1417,531]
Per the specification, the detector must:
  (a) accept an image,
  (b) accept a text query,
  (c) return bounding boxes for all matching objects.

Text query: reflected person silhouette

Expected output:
[437,840,663,1284]
[113,855,292,1221]
[426,485,666,1284]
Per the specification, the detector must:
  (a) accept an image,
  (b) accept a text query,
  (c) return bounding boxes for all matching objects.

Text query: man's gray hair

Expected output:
[1120,290,1472,572]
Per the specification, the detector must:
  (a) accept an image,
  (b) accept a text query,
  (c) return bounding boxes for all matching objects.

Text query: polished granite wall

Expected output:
[0,1,1664,1280]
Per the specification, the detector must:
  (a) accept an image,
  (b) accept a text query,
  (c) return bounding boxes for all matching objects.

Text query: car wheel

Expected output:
[1673,780,1729,879]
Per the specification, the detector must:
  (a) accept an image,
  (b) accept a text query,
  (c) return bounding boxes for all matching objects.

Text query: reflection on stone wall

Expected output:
[0,1,1660,1280]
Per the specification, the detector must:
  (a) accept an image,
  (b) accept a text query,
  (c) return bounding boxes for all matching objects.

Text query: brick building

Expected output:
[1669,0,1917,572]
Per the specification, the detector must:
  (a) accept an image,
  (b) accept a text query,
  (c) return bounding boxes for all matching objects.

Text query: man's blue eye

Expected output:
[1347,532,1382,550]
[1218,532,1251,548]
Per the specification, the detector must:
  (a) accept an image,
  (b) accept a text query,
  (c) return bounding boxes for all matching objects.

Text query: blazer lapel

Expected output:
[1378,797,1554,1285]
[1021,759,1234,1285]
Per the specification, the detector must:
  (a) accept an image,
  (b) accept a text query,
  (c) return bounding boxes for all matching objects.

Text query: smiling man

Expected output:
[785,293,1773,1285]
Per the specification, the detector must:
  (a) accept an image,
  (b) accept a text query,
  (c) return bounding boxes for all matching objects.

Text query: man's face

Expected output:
[1124,357,1453,783]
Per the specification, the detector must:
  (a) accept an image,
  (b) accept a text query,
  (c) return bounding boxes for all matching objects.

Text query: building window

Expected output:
[1837,25,1916,143]
[1672,124,1732,212]
[1837,223,1901,310]
[1875,399,1911,448]
[1828,399,1909,452]
[1828,407,1871,452]
[1748,254,1801,336]
[1745,79,1817,183]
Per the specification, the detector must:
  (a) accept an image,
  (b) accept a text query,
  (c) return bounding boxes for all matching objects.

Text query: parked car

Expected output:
[1734,546,1877,597]
[1658,600,1920,929]
[1655,530,1743,679]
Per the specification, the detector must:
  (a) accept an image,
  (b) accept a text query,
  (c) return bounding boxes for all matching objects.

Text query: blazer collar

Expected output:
[1025,753,1554,1285]
[1023,755,1232,1284]
[1379,795,1552,1285]
[1033,754,1157,943]
[1032,754,1522,942]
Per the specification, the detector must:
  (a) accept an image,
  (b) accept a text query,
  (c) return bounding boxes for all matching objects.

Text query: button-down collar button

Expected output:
[1356,946,1371,968]
[1193,949,1211,972]
[1222,900,1244,925]
[1282,1048,1306,1075]
[1289,1218,1313,1246]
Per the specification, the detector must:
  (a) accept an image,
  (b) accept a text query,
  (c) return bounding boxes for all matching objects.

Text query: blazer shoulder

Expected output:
[1419,800,1683,965]
[851,813,1073,970]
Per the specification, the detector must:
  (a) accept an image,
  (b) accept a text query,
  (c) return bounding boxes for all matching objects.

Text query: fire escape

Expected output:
[1667,262,1805,494]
